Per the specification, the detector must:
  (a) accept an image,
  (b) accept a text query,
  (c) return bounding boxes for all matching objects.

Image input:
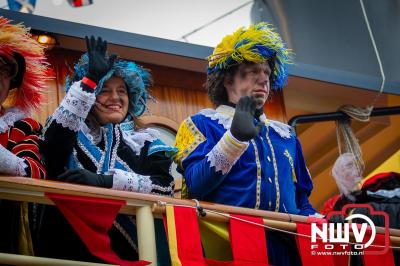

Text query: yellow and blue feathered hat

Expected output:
[207,22,293,89]
[66,53,151,116]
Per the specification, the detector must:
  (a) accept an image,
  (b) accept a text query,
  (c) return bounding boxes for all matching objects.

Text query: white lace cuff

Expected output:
[206,130,249,174]
[52,81,96,131]
[109,169,152,194]
[0,145,27,176]
[0,108,27,133]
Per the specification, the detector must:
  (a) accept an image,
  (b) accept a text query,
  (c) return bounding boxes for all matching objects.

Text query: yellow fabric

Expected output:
[208,22,292,70]
[174,118,205,199]
[18,202,34,255]
[174,118,204,166]
[166,205,182,266]
[225,131,244,149]
[365,149,400,180]
[199,220,233,261]
[181,178,189,199]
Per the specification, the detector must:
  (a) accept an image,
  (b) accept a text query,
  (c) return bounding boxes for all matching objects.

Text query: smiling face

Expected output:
[224,62,271,109]
[92,76,129,125]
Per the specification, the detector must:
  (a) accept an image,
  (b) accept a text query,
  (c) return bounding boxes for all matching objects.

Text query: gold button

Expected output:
[267,156,271,162]
[268,178,272,183]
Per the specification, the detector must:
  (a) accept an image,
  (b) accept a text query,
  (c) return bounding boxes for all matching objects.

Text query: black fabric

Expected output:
[339,200,400,266]
[362,172,400,192]
[0,201,39,255]
[10,52,25,89]
[43,121,77,178]
[0,200,20,254]
[117,138,174,194]
[40,114,174,262]
[224,101,264,120]
[330,173,400,266]
[81,81,95,93]
[230,96,263,141]
[57,169,113,188]
[265,230,302,266]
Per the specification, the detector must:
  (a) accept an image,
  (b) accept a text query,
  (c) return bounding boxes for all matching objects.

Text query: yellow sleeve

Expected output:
[174,117,205,168]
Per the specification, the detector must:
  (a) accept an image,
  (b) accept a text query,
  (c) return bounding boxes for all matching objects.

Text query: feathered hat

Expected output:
[66,53,152,117]
[207,22,293,89]
[0,17,49,113]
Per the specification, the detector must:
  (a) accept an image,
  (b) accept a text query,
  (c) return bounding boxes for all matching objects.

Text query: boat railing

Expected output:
[0,175,399,265]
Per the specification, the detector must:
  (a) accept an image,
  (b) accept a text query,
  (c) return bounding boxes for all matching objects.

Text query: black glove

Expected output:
[230,96,264,141]
[57,169,113,188]
[85,36,117,83]
[254,106,264,119]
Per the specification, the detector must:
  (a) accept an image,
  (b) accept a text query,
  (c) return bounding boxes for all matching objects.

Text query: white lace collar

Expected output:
[261,115,292,139]
[199,105,234,130]
[0,108,27,133]
[119,122,160,155]
[81,120,160,155]
[199,105,292,139]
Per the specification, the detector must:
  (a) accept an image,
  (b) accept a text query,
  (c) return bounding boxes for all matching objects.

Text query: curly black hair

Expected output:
[206,65,239,106]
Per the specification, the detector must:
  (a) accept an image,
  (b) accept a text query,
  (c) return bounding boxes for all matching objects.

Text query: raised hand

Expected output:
[85,36,117,83]
[230,96,263,141]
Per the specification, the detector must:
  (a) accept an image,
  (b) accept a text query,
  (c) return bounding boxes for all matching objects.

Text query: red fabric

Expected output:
[163,207,229,266]
[0,132,7,147]
[362,233,395,266]
[319,194,341,215]
[331,243,350,266]
[9,127,25,141]
[76,0,83,6]
[172,206,207,265]
[0,118,46,179]
[164,207,271,266]
[296,221,335,266]
[82,77,97,90]
[229,214,268,266]
[362,172,399,189]
[46,193,149,266]
[310,215,351,266]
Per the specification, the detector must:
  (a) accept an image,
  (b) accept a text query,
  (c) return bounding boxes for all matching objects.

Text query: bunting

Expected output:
[46,193,149,266]
[164,205,269,266]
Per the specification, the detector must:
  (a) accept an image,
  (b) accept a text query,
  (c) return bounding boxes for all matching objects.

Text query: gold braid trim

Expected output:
[284,149,297,183]
[174,117,205,199]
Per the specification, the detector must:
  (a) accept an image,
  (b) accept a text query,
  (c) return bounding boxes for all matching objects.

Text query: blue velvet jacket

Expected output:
[175,105,316,215]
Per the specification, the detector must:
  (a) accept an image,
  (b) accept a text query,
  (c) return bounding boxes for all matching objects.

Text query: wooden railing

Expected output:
[1,175,399,265]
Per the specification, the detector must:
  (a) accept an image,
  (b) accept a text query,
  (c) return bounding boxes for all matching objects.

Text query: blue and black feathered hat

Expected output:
[66,53,152,116]
[207,22,293,90]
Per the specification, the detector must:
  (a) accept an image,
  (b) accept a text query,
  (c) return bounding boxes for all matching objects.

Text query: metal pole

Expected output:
[288,106,400,135]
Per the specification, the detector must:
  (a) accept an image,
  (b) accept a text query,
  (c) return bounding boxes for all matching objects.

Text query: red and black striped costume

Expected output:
[0,116,46,255]
[0,117,46,179]
[0,17,50,256]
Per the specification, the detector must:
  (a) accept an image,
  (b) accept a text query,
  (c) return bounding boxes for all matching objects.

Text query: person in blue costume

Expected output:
[175,23,318,265]
[37,36,176,263]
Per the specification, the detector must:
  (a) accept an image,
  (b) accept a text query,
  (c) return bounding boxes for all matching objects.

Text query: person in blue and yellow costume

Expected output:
[175,23,318,265]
